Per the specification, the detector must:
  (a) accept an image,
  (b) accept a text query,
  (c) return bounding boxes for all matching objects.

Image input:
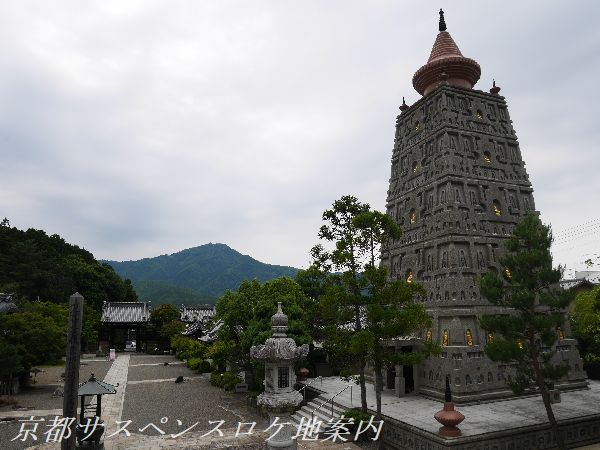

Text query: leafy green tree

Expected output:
[311,195,372,412]
[479,214,571,450]
[361,266,435,418]
[571,285,600,378]
[161,319,186,339]
[0,224,137,311]
[0,340,23,381]
[312,196,434,415]
[151,304,180,329]
[0,305,67,376]
[150,304,182,345]
[215,277,314,376]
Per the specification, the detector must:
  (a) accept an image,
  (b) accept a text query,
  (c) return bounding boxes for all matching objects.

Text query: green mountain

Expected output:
[106,243,299,303]
[133,280,217,306]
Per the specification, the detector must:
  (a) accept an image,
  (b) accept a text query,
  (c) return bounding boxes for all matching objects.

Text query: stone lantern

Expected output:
[250,302,309,450]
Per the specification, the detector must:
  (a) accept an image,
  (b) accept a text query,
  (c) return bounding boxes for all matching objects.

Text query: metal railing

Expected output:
[297,376,322,403]
[310,384,350,421]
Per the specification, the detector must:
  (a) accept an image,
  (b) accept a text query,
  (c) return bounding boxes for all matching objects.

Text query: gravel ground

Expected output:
[127,362,193,382]
[0,361,113,412]
[0,415,56,450]
[122,377,268,437]
[128,354,177,365]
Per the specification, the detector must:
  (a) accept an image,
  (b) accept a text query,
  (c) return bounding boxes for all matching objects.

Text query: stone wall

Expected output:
[381,414,600,450]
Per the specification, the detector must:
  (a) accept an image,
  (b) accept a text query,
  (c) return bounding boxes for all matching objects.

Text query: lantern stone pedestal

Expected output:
[250,303,309,450]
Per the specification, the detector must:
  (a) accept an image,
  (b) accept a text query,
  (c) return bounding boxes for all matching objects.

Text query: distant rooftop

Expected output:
[180,304,216,323]
[0,293,17,315]
[101,302,150,323]
[561,271,600,290]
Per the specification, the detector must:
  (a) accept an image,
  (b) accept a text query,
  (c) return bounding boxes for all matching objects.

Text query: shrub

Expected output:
[222,372,242,391]
[199,360,212,373]
[210,371,242,390]
[187,357,203,372]
[171,336,207,361]
[343,408,373,424]
[341,409,377,441]
[210,371,224,388]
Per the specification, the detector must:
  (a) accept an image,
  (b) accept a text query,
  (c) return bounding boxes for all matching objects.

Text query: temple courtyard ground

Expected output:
[0,353,597,449]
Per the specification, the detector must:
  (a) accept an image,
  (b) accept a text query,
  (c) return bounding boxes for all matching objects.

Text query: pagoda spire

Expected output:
[412,10,481,96]
[439,8,446,32]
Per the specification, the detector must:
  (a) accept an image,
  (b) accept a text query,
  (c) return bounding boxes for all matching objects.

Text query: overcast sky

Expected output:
[1,1,599,276]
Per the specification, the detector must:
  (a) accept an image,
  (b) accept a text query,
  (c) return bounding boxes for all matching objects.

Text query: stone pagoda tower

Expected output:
[381,10,587,403]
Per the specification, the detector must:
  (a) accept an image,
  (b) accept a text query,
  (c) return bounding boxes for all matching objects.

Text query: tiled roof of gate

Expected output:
[101,302,150,323]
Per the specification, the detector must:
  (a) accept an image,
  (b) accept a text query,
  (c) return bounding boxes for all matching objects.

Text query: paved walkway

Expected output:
[304,376,600,437]
[99,354,130,438]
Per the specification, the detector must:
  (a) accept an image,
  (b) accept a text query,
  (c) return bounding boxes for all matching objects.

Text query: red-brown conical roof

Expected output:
[412,10,481,96]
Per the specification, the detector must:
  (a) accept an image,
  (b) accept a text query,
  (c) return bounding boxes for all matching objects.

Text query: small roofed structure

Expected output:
[0,293,17,315]
[77,373,117,444]
[99,302,151,353]
[180,304,216,323]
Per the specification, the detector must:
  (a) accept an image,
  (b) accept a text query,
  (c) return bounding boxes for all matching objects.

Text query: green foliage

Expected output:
[0,341,23,378]
[209,371,242,390]
[480,215,571,395]
[151,304,180,328]
[187,357,211,373]
[210,371,223,387]
[204,339,236,369]
[311,195,434,416]
[0,301,68,374]
[214,277,314,371]
[171,335,207,360]
[160,320,186,339]
[107,243,298,299]
[82,305,101,352]
[571,285,600,378]
[0,224,137,311]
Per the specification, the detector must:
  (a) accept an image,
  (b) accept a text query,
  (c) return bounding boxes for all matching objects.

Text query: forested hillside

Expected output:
[107,243,298,299]
[133,280,216,306]
[0,219,137,310]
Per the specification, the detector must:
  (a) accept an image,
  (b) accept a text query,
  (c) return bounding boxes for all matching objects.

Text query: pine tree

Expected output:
[480,214,570,450]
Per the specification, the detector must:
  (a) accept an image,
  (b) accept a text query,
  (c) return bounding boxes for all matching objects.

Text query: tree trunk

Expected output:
[358,358,368,413]
[529,340,566,450]
[374,362,383,419]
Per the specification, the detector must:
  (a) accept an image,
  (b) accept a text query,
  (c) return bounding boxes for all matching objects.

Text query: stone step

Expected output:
[304,400,348,417]
[292,398,351,428]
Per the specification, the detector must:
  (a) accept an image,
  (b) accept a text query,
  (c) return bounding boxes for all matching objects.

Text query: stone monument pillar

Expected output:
[250,303,309,450]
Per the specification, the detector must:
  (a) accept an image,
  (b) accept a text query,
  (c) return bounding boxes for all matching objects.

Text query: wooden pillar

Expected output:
[62,292,84,450]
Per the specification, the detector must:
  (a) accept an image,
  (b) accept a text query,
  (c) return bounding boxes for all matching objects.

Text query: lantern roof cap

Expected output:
[78,373,118,396]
